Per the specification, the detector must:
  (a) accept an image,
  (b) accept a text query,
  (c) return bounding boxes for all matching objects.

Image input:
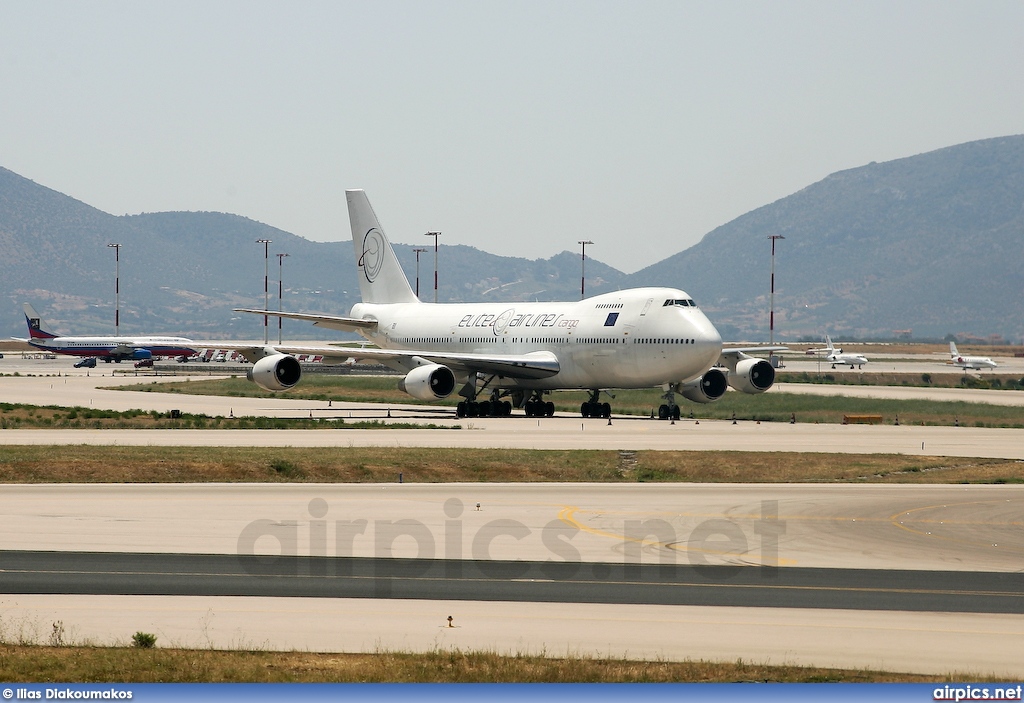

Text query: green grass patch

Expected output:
[0,402,452,431]
[0,646,979,683]
[0,445,1019,484]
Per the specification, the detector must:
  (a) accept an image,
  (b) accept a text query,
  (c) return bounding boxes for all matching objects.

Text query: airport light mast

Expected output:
[768,234,785,353]
[412,247,428,299]
[578,240,594,300]
[424,232,441,303]
[276,252,289,344]
[256,239,272,344]
[107,243,122,337]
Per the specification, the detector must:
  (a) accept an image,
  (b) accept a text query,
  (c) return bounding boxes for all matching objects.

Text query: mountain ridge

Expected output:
[3,134,1023,341]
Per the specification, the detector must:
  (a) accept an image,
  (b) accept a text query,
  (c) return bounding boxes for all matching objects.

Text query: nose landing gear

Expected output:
[656,384,681,421]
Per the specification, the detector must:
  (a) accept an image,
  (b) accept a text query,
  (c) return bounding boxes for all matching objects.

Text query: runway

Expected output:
[3,551,1023,613]
[2,482,1023,675]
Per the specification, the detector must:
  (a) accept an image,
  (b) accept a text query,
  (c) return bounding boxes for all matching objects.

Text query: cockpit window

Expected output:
[663,299,698,308]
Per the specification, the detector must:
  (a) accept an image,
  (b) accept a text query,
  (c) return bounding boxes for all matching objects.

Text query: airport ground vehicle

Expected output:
[134,358,154,368]
[74,357,97,368]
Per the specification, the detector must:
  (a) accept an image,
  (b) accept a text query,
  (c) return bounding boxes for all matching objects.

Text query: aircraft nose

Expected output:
[693,316,723,361]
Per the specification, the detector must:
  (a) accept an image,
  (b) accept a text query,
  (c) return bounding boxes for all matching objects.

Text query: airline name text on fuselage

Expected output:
[457,308,582,335]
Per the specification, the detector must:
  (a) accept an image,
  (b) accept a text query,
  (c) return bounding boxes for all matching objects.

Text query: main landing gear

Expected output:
[454,374,542,418]
[580,389,611,418]
[524,391,554,418]
[455,398,512,418]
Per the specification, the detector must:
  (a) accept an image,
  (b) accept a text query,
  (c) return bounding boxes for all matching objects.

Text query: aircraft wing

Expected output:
[112,342,142,355]
[229,344,561,381]
[719,346,787,363]
[233,309,379,333]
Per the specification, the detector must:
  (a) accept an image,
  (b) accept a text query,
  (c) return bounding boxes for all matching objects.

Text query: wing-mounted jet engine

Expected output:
[248,354,302,392]
[679,369,729,404]
[398,363,456,400]
[725,357,775,394]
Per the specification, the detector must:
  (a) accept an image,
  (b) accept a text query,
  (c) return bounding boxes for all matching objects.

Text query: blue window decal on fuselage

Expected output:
[604,312,619,327]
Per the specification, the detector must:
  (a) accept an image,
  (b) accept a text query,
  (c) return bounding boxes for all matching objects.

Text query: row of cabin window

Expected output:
[634,338,696,344]
[397,336,695,345]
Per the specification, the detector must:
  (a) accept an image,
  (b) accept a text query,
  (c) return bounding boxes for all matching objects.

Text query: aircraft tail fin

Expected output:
[23,303,57,339]
[824,334,836,351]
[346,190,419,305]
[949,341,959,358]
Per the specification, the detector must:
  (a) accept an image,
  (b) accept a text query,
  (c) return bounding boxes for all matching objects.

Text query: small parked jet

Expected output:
[233,190,783,419]
[16,303,197,362]
[807,335,868,369]
[949,342,997,370]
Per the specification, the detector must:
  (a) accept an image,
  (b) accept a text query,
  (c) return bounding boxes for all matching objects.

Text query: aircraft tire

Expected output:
[658,404,669,420]
[601,402,611,418]
[544,401,555,417]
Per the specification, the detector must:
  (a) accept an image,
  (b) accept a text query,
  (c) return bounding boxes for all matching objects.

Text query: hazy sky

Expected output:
[2,1,1022,273]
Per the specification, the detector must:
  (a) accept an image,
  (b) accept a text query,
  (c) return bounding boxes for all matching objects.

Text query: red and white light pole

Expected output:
[424,232,441,303]
[107,243,122,337]
[276,252,289,344]
[768,235,784,351]
[256,239,272,344]
[412,247,428,299]
[578,240,593,300]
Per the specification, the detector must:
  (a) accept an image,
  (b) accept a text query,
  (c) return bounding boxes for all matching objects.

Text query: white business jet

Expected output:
[807,334,868,369]
[233,190,781,419]
[949,342,997,370]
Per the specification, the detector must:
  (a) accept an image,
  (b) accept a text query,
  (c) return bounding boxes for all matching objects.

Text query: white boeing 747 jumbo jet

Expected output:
[949,342,997,370]
[17,303,197,362]
[234,190,780,419]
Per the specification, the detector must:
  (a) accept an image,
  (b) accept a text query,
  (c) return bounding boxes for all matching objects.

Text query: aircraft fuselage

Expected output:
[26,336,196,359]
[351,287,723,389]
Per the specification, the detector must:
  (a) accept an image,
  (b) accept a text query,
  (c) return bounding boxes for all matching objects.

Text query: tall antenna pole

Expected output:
[276,252,289,344]
[424,232,441,303]
[768,235,785,348]
[256,239,272,344]
[107,243,122,337]
[578,240,594,300]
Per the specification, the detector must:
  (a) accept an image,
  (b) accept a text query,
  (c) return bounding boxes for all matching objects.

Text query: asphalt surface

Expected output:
[3,551,1022,614]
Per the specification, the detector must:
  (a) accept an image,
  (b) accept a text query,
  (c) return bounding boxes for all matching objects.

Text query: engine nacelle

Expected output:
[131,349,153,360]
[398,363,456,401]
[726,357,775,394]
[680,368,728,404]
[247,353,302,391]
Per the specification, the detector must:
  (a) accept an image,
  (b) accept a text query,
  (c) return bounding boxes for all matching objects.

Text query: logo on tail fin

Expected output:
[23,303,57,339]
[359,229,386,283]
